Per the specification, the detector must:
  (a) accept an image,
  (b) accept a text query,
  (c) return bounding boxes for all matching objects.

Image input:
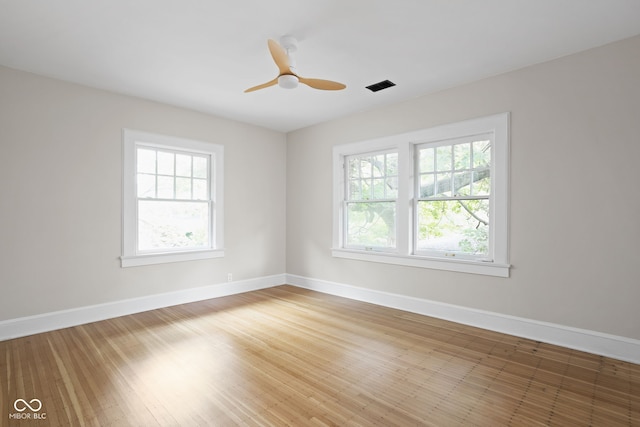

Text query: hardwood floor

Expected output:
[1,285,639,426]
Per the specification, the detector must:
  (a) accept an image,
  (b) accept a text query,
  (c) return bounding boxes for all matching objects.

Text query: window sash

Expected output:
[135,146,211,202]
[345,150,399,202]
[344,200,397,251]
[136,199,213,254]
[413,198,491,261]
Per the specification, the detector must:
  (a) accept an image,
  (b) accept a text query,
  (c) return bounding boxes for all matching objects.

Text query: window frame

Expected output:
[121,129,224,267]
[332,113,510,277]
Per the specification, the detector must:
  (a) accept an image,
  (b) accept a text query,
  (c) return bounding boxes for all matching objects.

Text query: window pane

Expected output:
[372,154,385,177]
[435,173,452,196]
[360,158,372,178]
[361,179,371,200]
[417,199,489,256]
[454,143,470,170]
[348,158,359,180]
[385,177,398,198]
[193,179,208,200]
[176,177,191,199]
[346,201,396,248]
[137,149,156,174]
[138,200,209,251]
[137,174,155,198]
[193,156,208,179]
[473,140,491,168]
[348,179,361,200]
[386,153,398,176]
[436,146,452,172]
[472,169,491,196]
[373,178,385,199]
[420,148,434,173]
[420,174,435,198]
[176,154,192,177]
[157,151,174,175]
[453,172,472,196]
[157,176,174,199]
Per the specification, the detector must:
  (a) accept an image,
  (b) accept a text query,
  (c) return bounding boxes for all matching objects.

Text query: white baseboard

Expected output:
[0,274,286,342]
[286,274,640,364]
[3,272,638,365]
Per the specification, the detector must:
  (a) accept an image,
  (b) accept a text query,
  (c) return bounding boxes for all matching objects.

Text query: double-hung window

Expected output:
[333,113,509,277]
[415,135,492,259]
[345,150,398,251]
[122,129,224,267]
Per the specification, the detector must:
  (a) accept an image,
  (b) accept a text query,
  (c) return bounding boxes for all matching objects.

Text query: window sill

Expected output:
[121,249,224,267]
[331,248,510,277]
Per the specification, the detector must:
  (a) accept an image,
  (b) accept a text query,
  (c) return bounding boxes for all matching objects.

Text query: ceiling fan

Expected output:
[244,36,346,93]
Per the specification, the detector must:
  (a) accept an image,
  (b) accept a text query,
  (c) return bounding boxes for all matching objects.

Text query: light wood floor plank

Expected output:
[1,285,639,426]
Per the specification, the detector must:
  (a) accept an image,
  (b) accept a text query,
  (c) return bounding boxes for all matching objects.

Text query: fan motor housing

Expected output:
[278,74,299,89]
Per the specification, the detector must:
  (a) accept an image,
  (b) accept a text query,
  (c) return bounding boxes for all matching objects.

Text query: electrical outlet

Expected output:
[227,273,232,282]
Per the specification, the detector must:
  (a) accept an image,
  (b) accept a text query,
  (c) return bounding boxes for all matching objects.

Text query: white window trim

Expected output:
[121,129,224,267]
[332,113,510,277]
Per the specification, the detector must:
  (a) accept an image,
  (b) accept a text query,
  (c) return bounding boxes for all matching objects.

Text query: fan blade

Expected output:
[298,77,346,91]
[244,77,278,93]
[268,39,291,76]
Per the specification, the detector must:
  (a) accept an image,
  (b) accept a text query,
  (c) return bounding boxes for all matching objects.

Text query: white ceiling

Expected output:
[1,1,639,133]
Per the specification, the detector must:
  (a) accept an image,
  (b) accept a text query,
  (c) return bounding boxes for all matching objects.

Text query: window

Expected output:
[333,113,509,277]
[345,150,398,250]
[415,135,491,259]
[122,129,224,267]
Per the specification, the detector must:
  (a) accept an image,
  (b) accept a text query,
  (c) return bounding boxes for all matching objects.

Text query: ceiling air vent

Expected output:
[366,79,396,92]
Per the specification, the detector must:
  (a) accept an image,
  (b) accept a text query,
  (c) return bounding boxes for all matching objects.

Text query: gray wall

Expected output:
[286,35,640,340]
[0,66,287,321]
[2,35,639,343]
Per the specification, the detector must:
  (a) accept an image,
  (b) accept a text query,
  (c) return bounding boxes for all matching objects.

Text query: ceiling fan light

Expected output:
[278,74,299,89]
